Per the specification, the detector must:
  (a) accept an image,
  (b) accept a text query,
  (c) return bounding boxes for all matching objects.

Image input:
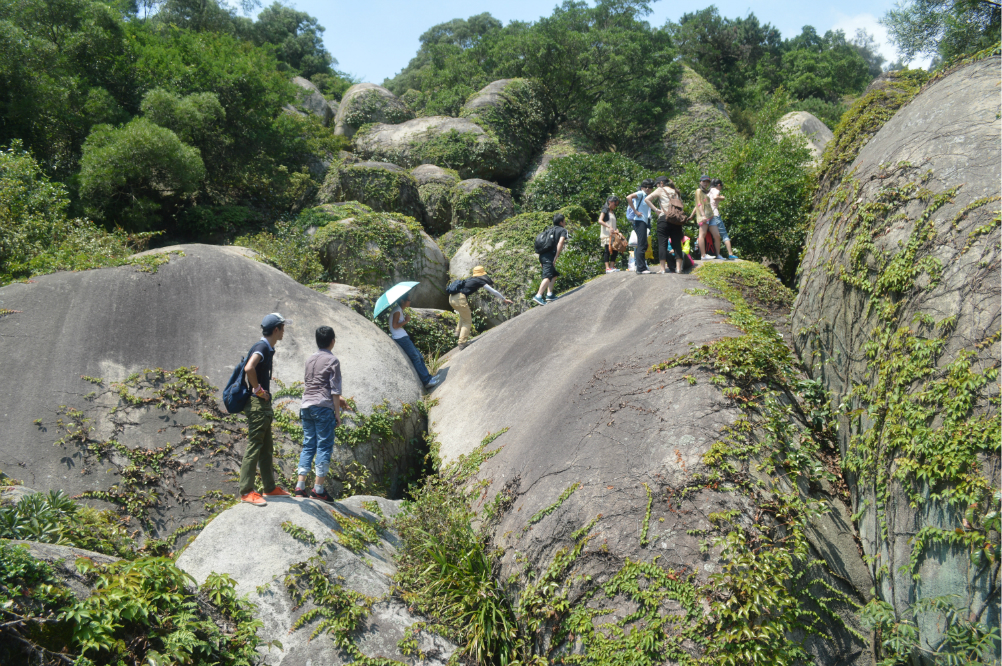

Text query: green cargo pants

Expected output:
[239,395,276,495]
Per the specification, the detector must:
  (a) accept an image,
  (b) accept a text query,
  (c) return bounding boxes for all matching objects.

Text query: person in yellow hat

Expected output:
[447,266,512,350]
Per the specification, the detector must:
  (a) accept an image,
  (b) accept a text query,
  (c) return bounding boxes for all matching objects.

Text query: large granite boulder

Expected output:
[317,160,425,222]
[411,164,460,236]
[449,178,514,229]
[459,78,550,180]
[312,208,450,310]
[0,245,425,540]
[291,76,335,126]
[334,83,414,138]
[352,116,509,181]
[792,54,1001,659]
[778,111,833,166]
[429,265,872,665]
[649,66,737,172]
[176,496,457,665]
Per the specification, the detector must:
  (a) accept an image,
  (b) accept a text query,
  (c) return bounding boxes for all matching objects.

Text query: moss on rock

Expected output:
[334,83,414,138]
[449,179,514,229]
[317,160,425,222]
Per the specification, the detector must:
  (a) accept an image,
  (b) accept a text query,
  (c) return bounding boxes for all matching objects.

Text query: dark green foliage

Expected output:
[319,161,424,220]
[0,141,149,285]
[250,2,335,79]
[384,1,679,153]
[0,490,134,559]
[79,118,207,229]
[668,8,875,121]
[460,78,550,169]
[523,152,650,215]
[883,0,1001,64]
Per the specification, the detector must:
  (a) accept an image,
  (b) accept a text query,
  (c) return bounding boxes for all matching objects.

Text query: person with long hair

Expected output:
[645,176,693,274]
[598,195,621,273]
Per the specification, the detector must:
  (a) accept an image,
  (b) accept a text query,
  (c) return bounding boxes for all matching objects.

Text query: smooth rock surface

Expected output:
[793,56,1001,655]
[778,111,833,165]
[352,116,508,181]
[0,245,424,529]
[176,497,456,665]
[430,271,872,665]
[291,76,334,126]
[333,83,413,138]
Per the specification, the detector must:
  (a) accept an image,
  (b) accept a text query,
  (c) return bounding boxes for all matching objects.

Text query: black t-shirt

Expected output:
[247,339,274,394]
[461,276,495,295]
[544,226,568,255]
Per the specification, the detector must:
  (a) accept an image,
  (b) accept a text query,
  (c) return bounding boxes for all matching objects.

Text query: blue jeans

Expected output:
[709,216,730,243]
[299,405,335,478]
[394,335,432,385]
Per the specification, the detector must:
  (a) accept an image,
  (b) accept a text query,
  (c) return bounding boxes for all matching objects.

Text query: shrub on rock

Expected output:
[317,160,424,221]
[522,152,649,216]
[334,83,414,138]
[653,66,738,172]
[518,125,596,189]
[460,78,550,180]
[450,178,513,229]
[309,206,449,310]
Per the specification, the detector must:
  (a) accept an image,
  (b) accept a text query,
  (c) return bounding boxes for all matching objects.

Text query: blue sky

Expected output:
[258,0,917,83]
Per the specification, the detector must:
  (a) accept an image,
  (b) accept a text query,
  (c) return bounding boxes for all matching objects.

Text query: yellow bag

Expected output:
[645,235,654,261]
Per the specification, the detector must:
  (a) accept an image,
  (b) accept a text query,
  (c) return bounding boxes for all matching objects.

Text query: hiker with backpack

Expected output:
[688,175,714,259]
[598,195,624,273]
[447,266,513,350]
[532,212,568,306]
[626,179,655,274]
[390,295,442,389]
[294,325,347,503]
[238,313,292,506]
[645,176,692,274]
[707,178,737,260]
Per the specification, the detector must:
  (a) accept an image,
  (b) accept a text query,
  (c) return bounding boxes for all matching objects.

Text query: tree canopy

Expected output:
[882,0,1001,64]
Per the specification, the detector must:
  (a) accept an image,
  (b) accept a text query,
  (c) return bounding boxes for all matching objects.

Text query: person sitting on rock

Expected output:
[295,325,347,503]
[240,313,292,506]
[598,195,622,273]
[390,296,442,389]
[450,266,512,351]
[533,212,569,306]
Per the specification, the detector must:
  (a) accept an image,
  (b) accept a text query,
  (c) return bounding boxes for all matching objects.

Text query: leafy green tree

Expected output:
[79,118,206,229]
[850,28,888,77]
[523,152,650,215]
[777,28,872,102]
[251,2,335,79]
[882,0,1001,63]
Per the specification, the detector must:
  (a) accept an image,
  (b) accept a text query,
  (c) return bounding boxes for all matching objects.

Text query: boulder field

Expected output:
[430,265,873,664]
[0,244,425,540]
[793,54,1001,655]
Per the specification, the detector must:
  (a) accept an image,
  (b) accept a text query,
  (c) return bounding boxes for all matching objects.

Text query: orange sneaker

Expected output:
[241,491,267,506]
[263,486,291,497]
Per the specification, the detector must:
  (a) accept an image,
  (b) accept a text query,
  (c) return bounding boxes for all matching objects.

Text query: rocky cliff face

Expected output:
[793,53,1001,659]
[430,263,873,664]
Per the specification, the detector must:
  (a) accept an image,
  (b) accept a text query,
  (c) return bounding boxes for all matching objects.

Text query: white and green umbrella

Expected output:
[372,281,420,319]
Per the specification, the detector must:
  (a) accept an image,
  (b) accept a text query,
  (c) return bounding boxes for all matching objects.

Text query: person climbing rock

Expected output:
[239,313,292,506]
[449,266,512,350]
[390,296,442,389]
[627,179,654,274]
[533,212,568,306]
[295,325,348,503]
[598,195,622,273]
[708,178,737,260]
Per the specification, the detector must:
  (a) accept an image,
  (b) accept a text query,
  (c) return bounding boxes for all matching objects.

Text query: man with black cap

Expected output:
[239,312,292,506]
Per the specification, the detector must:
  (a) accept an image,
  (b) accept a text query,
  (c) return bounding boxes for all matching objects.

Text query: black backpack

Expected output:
[222,354,251,414]
[445,278,466,295]
[534,226,558,254]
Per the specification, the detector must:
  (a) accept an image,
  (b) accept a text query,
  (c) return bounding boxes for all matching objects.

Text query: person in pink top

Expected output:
[706,178,737,260]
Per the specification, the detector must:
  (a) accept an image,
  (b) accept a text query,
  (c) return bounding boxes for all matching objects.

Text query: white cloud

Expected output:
[831,11,932,69]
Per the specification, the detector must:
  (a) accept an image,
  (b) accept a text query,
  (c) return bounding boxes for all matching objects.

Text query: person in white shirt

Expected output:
[598,195,621,273]
[707,178,737,260]
[390,296,442,389]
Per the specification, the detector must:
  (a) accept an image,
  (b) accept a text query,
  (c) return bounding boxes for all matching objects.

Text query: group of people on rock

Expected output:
[233,175,738,505]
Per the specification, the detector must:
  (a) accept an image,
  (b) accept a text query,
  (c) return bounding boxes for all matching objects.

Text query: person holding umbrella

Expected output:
[374,282,442,390]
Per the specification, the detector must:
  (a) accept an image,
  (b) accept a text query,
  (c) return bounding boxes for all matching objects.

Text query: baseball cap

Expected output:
[699,174,710,182]
[261,313,288,329]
